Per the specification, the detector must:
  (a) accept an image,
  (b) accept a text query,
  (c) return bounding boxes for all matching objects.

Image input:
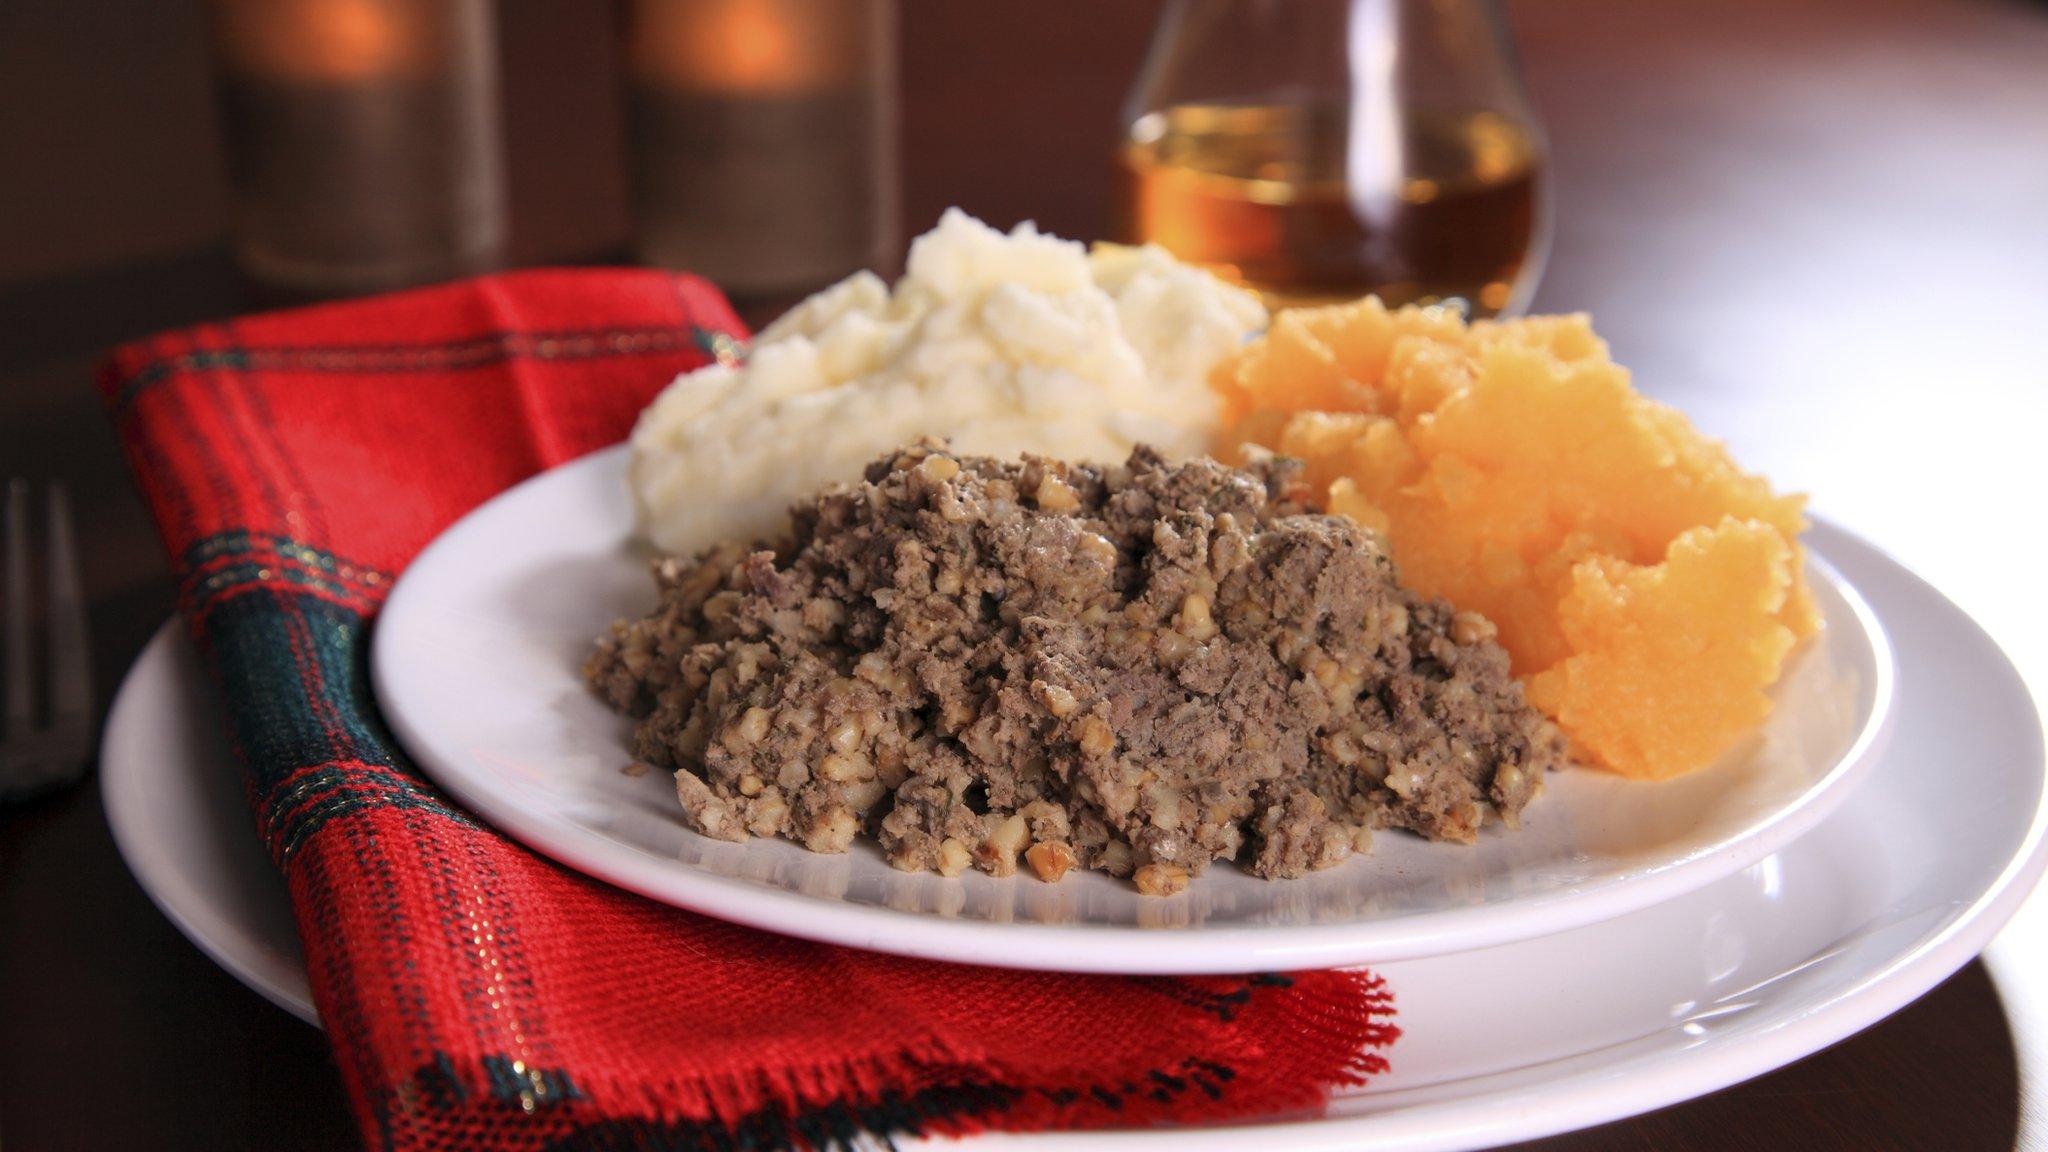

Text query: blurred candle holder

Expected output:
[1119,0,1550,317]
[622,0,899,298]
[205,0,508,295]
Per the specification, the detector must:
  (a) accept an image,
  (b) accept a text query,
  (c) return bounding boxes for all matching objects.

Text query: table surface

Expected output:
[3,1,2045,1149]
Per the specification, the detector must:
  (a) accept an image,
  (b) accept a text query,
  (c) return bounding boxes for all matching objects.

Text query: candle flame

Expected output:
[630,0,872,95]
[213,0,433,83]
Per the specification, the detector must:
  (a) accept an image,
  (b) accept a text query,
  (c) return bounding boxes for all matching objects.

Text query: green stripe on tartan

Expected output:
[693,325,747,366]
[482,1055,581,1111]
[542,1081,1026,1152]
[180,530,389,611]
[110,325,746,414]
[187,529,390,584]
[113,349,251,401]
[199,588,472,864]
[268,762,476,863]
[185,561,366,613]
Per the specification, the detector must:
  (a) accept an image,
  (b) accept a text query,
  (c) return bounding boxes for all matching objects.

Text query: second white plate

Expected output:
[106,513,2048,1148]
[371,445,1894,973]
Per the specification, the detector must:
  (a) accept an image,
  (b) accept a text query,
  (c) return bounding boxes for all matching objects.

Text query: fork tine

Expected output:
[45,483,91,734]
[4,479,32,735]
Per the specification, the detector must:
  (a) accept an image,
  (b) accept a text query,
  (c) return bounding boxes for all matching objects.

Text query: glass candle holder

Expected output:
[622,0,899,298]
[1119,0,1550,317]
[205,0,509,295]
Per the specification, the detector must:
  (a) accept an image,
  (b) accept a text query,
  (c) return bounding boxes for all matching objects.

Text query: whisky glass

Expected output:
[1118,0,1549,316]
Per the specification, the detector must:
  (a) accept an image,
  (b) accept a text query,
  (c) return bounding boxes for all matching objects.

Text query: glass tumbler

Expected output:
[205,0,509,295]
[622,0,900,299]
[1118,0,1550,317]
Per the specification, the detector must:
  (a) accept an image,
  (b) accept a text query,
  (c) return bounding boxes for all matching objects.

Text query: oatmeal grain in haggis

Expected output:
[587,444,1570,892]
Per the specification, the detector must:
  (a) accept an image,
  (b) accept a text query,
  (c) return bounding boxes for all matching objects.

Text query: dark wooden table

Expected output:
[3,1,2045,1149]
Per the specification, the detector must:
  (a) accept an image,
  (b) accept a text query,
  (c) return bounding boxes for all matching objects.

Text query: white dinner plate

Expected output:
[370,446,1894,973]
[103,516,2047,1149]
[100,623,312,1022]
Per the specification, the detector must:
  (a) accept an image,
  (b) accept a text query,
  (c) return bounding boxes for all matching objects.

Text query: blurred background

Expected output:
[3,2,2047,1148]
[5,0,2043,668]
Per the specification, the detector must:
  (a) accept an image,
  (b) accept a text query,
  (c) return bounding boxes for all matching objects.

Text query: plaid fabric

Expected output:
[99,269,1400,1152]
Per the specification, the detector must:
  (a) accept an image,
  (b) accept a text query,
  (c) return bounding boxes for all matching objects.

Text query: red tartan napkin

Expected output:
[99,269,1398,1151]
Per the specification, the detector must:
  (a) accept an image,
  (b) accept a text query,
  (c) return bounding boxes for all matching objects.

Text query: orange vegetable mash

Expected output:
[1215,298,1818,780]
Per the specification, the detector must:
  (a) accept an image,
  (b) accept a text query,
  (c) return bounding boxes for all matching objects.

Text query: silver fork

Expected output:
[1,479,93,802]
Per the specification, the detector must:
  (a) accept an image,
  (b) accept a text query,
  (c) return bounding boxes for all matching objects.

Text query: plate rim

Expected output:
[99,509,2048,1149]
[100,621,319,1025]
[965,516,2048,1148]
[370,445,1899,972]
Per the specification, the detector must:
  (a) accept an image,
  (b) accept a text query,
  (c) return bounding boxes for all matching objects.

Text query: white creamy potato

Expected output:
[628,209,1267,555]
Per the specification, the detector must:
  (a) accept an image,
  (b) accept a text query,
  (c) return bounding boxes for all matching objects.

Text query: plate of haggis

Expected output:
[372,210,1895,973]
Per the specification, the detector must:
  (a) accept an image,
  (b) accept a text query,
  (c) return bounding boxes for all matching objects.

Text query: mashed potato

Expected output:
[629,209,1266,555]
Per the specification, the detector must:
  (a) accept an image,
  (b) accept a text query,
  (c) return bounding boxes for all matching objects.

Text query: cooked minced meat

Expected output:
[586,443,1571,894]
